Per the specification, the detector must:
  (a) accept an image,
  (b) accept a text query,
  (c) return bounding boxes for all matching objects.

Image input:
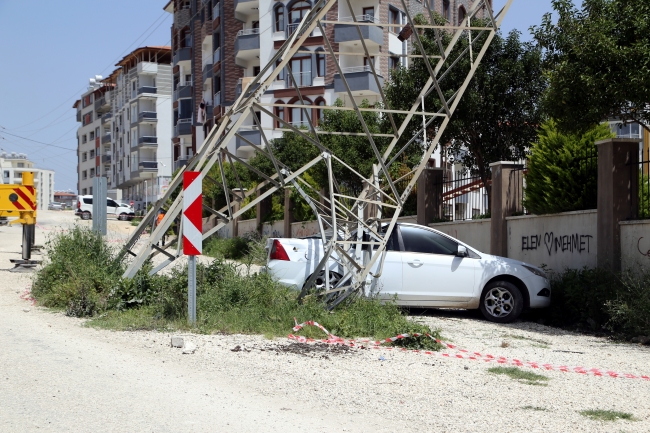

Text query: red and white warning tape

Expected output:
[290,319,650,381]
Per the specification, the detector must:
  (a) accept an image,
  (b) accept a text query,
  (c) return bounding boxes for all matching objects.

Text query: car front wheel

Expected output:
[118,213,127,221]
[479,281,523,323]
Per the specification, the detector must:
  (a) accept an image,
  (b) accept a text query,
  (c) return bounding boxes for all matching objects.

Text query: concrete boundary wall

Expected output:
[620,220,650,272]
[506,210,597,271]
[429,219,491,253]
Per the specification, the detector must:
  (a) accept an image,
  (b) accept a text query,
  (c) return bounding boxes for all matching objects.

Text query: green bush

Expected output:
[544,267,650,339]
[524,120,614,214]
[203,232,268,265]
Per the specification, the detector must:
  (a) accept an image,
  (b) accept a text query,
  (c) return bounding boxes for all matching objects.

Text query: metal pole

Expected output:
[144,180,148,214]
[188,255,196,325]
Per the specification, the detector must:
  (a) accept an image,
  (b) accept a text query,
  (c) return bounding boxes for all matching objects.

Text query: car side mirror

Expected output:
[456,245,468,257]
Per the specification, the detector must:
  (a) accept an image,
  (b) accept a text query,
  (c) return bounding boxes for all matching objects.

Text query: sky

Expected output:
[0,0,560,192]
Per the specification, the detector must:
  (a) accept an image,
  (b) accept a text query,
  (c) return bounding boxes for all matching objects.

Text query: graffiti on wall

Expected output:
[638,237,650,258]
[521,232,593,255]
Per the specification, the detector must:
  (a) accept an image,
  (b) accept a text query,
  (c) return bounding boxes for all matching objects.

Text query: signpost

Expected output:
[182,172,202,325]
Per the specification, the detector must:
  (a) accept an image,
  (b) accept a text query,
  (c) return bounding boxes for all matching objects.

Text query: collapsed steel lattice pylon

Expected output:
[121,0,513,307]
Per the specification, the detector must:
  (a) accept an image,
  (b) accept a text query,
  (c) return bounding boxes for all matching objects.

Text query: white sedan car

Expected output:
[266,223,551,323]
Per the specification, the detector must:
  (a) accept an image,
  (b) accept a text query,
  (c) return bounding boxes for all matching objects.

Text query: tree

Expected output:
[523,120,614,214]
[532,0,650,133]
[385,14,546,207]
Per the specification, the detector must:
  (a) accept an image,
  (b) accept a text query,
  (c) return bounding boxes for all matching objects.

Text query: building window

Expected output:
[390,56,400,70]
[274,100,285,128]
[83,112,93,126]
[82,94,92,108]
[89,150,95,158]
[82,170,87,180]
[89,131,95,140]
[17,163,24,168]
[362,7,374,21]
[288,1,310,35]
[389,7,401,34]
[289,56,312,86]
[90,168,95,178]
[289,97,313,127]
[458,6,466,25]
[276,60,286,81]
[275,4,285,32]
[82,188,87,195]
[443,0,451,22]
[82,152,87,162]
[315,98,326,124]
[316,50,326,77]
[82,135,87,144]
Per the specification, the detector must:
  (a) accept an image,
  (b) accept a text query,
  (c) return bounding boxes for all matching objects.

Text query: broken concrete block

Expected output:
[182,342,196,354]
[171,336,184,348]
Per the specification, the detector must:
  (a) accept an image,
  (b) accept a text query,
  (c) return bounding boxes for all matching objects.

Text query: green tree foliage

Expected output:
[385,13,546,203]
[523,120,614,214]
[532,0,650,133]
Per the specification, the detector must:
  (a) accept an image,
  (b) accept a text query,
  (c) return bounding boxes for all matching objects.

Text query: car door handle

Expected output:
[407,259,423,267]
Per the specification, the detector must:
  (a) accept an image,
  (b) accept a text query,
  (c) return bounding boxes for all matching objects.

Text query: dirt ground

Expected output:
[1,211,649,432]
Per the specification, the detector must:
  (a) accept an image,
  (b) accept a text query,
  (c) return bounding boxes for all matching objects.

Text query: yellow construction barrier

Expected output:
[0,171,37,225]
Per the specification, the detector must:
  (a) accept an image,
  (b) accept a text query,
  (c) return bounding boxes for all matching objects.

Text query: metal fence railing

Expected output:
[441,174,489,221]
[631,142,650,219]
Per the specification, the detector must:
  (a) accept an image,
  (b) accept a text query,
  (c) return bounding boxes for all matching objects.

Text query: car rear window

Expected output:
[83,198,92,204]
[400,226,458,255]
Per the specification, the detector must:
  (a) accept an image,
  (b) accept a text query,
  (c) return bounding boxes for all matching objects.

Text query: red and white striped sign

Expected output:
[183,172,202,255]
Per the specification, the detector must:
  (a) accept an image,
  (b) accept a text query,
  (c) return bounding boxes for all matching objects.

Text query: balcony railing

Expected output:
[214,91,221,106]
[286,71,312,87]
[137,86,157,95]
[213,2,220,19]
[341,65,374,74]
[101,154,111,163]
[138,111,157,121]
[339,14,381,24]
[237,28,260,37]
[138,136,158,145]
[213,47,221,64]
[174,82,192,100]
[174,158,190,172]
[139,161,158,170]
[101,133,112,144]
[101,112,112,123]
[286,23,301,38]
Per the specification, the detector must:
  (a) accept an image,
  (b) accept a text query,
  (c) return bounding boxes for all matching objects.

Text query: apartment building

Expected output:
[0,152,54,210]
[75,47,173,210]
[102,47,173,212]
[164,0,483,166]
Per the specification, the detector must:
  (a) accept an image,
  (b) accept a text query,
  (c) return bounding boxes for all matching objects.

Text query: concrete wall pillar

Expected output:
[256,189,273,235]
[283,188,296,238]
[489,161,524,257]
[417,168,444,226]
[596,138,641,271]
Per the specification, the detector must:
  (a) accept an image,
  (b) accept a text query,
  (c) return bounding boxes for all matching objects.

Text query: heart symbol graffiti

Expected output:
[544,232,554,255]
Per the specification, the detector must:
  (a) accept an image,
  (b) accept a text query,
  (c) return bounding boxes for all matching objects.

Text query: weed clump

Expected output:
[579,409,635,421]
[488,366,549,386]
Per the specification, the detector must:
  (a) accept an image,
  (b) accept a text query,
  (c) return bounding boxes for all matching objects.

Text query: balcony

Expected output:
[94,96,110,113]
[76,111,81,122]
[175,119,192,136]
[334,66,384,96]
[173,46,191,64]
[234,28,260,67]
[214,91,221,107]
[137,86,157,96]
[234,0,259,21]
[236,126,261,149]
[235,76,259,98]
[138,161,158,171]
[137,111,158,123]
[285,72,312,88]
[202,62,213,81]
[101,154,111,163]
[174,158,190,172]
[335,17,383,48]
[138,136,158,148]
[101,133,112,145]
[174,83,192,101]
[101,112,112,124]
[213,47,221,64]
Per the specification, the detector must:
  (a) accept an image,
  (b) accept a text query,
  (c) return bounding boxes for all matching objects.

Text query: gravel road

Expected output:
[1,211,649,432]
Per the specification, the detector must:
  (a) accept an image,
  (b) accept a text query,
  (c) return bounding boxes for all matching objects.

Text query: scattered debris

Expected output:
[170,336,184,348]
[182,342,197,354]
[22,308,30,313]
[501,341,510,348]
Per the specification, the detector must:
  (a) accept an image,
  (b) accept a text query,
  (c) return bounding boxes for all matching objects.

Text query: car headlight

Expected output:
[523,264,547,279]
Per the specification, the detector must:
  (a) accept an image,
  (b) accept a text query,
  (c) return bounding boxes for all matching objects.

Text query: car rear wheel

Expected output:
[118,213,127,221]
[479,281,523,323]
[81,211,91,220]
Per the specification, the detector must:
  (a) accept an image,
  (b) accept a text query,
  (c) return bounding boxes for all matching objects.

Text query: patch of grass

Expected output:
[488,366,550,386]
[522,406,548,411]
[36,227,441,350]
[203,233,268,266]
[130,217,143,226]
[579,409,635,422]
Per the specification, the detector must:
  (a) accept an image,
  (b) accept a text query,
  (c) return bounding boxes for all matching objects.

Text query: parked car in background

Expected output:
[76,196,135,221]
[266,223,551,323]
[47,202,64,210]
